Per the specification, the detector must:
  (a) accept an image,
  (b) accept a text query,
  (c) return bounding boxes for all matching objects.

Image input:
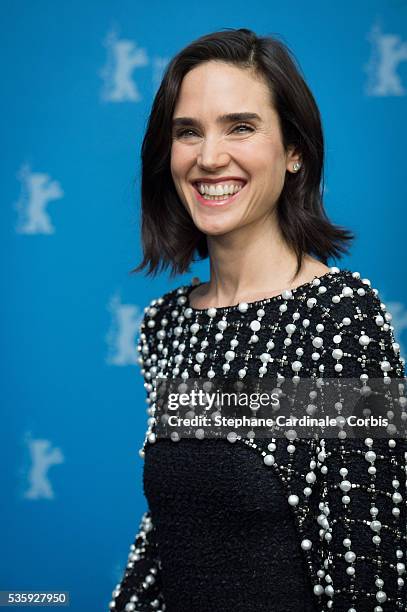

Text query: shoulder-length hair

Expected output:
[132,28,354,279]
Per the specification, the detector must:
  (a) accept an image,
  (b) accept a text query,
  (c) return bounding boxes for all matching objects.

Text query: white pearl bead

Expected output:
[365,451,376,463]
[301,538,312,550]
[238,302,248,312]
[263,454,275,466]
[288,494,299,506]
[250,320,261,332]
[342,286,353,297]
[370,520,382,532]
[376,591,387,603]
[392,492,402,504]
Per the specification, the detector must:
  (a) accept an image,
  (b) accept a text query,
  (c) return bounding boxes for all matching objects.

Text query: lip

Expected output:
[191,176,247,184]
[192,181,247,207]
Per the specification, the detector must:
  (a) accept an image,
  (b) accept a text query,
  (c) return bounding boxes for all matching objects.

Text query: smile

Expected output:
[191,181,247,207]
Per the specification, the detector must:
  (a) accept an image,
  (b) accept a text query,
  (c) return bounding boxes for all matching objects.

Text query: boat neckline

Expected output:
[184,268,350,314]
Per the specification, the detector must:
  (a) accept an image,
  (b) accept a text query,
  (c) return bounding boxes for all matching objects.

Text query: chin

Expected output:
[193,218,239,236]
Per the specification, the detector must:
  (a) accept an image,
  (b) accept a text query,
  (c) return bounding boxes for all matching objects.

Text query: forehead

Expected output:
[173,61,274,117]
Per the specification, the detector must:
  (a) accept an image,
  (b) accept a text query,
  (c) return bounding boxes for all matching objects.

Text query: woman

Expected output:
[109,29,406,612]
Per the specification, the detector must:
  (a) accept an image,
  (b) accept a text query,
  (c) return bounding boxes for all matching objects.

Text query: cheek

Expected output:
[170,144,192,176]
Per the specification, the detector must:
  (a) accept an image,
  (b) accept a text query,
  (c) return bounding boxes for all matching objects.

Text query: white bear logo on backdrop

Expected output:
[365,21,407,96]
[14,164,64,235]
[100,29,148,102]
[106,293,143,366]
[23,437,64,500]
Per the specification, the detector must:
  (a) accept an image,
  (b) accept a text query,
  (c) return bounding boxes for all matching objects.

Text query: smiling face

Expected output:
[170,60,300,236]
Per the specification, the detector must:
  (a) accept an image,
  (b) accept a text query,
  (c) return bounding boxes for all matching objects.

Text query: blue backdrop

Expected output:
[1,1,407,610]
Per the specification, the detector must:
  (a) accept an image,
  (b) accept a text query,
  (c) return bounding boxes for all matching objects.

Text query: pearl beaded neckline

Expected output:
[185,270,333,314]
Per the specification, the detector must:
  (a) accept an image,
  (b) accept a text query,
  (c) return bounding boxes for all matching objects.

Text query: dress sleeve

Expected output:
[109,511,165,611]
[316,280,407,611]
[109,304,166,611]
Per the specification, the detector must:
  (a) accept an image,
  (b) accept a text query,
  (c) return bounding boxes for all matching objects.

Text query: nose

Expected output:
[197,137,230,171]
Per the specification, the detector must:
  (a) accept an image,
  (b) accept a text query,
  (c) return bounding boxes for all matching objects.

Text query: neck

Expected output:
[203,214,310,305]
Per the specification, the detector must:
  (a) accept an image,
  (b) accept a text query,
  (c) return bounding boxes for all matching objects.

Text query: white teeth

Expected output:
[197,183,244,196]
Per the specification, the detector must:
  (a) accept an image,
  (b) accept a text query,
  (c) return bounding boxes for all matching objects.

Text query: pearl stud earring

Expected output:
[292,162,301,172]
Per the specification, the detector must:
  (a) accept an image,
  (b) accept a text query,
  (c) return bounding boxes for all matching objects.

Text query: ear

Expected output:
[286,146,302,173]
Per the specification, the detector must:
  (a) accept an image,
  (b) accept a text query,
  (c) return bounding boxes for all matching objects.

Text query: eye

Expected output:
[173,123,255,139]
[174,128,198,138]
[232,123,254,134]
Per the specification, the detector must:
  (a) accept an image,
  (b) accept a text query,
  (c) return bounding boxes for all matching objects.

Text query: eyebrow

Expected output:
[172,112,262,129]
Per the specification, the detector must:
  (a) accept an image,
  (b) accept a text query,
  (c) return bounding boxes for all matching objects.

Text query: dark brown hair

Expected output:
[132,28,354,279]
